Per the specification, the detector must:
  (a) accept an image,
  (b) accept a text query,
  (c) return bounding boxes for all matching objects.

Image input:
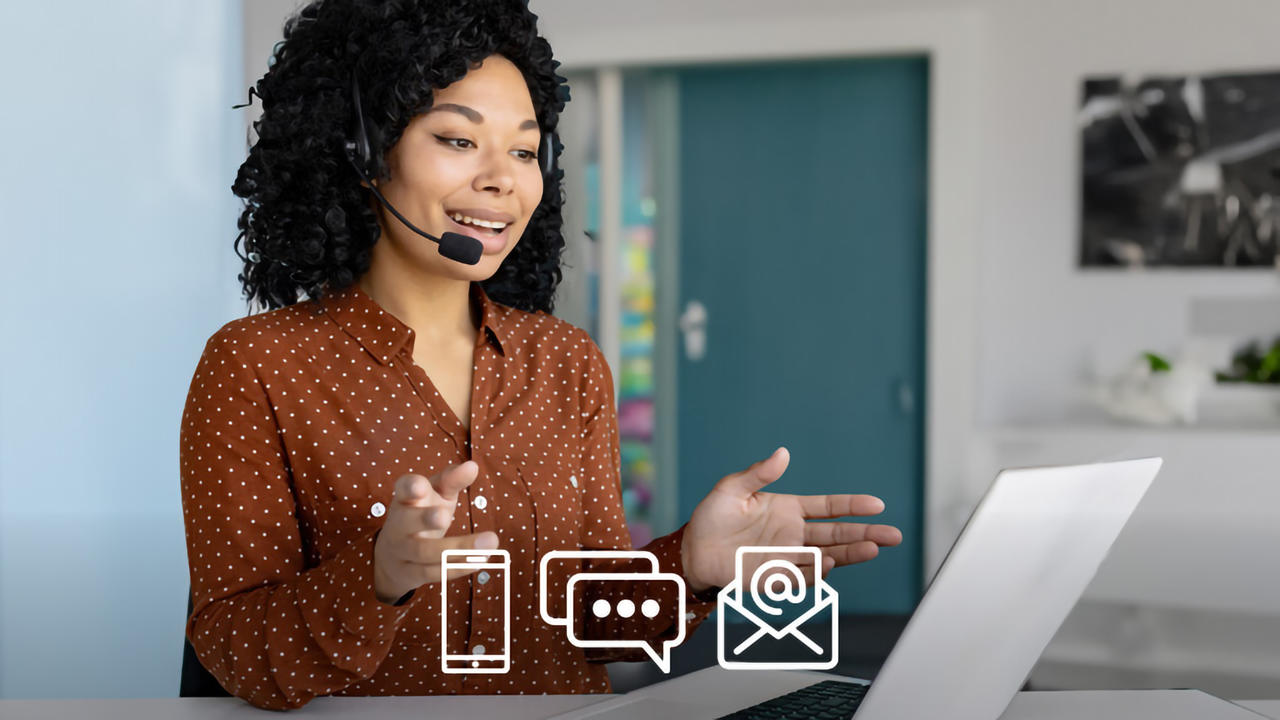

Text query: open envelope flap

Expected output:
[720,578,838,642]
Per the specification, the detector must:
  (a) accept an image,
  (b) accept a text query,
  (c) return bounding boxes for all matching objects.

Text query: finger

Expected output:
[395,558,484,587]
[796,493,886,519]
[823,541,882,567]
[407,506,455,537]
[404,531,500,567]
[430,461,480,504]
[384,479,455,535]
[804,522,903,547]
[866,523,903,546]
[441,565,484,583]
[393,533,501,586]
[393,506,451,540]
[717,447,790,496]
[393,473,443,507]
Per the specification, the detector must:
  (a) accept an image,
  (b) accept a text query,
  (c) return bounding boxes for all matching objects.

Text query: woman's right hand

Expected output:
[372,461,499,605]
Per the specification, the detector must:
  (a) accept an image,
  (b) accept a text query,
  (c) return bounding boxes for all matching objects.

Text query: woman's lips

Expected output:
[446,216,510,256]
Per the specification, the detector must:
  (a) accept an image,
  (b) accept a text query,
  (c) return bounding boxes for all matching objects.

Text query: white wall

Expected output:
[0,1,244,699]
[967,0,1280,423]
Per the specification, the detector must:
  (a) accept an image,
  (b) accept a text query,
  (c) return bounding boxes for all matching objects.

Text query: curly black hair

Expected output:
[232,0,569,314]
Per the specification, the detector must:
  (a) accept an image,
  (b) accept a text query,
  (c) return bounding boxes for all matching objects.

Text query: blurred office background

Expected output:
[2,0,1277,701]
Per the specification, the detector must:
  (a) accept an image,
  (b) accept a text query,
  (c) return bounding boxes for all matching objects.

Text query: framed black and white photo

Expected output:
[1080,70,1280,267]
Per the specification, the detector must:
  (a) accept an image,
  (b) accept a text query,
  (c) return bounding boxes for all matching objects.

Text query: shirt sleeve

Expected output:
[574,337,717,662]
[180,327,417,710]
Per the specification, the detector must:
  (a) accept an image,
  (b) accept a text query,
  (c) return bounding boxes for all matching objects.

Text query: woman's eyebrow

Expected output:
[427,103,539,131]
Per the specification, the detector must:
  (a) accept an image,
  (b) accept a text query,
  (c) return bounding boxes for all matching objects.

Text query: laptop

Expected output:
[550,457,1255,719]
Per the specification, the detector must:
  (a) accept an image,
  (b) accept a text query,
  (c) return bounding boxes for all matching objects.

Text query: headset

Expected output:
[343,73,558,265]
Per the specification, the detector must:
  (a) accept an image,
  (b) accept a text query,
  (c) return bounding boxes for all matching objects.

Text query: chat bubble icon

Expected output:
[538,550,687,673]
[539,549,660,624]
[565,572,687,673]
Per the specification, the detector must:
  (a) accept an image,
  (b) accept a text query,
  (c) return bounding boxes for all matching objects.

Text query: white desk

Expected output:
[1,670,1276,720]
[549,668,1280,720]
[1241,701,1280,718]
[0,695,601,720]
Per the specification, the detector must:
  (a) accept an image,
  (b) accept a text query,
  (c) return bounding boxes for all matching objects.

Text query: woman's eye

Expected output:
[435,135,474,149]
[513,149,536,162]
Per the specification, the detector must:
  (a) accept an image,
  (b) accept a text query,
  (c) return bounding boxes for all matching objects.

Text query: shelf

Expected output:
[982,420,1280,439]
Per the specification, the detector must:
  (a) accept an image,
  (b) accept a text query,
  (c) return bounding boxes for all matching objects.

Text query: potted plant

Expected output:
[1201,336,1280,424]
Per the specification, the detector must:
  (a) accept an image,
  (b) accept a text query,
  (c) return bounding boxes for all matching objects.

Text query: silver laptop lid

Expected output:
[854,457,1162,720]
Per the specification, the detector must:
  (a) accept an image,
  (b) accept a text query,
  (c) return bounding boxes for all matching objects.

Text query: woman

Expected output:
[181,0,901,710]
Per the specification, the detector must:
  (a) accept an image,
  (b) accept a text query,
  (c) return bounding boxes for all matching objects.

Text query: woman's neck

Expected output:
[357,269,477,347]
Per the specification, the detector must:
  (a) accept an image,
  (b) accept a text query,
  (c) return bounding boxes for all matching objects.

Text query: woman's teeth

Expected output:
[448,212,508,232]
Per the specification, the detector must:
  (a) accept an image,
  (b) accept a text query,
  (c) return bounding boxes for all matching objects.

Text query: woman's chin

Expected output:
[425,249,507,282]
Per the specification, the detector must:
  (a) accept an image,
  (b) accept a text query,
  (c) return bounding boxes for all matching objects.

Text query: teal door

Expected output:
[675,57,927,614]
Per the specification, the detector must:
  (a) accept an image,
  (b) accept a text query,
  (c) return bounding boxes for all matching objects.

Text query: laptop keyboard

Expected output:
[715,679,869,719]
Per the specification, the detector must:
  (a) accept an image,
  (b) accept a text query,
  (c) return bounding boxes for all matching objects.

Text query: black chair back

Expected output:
[180,589,231,697]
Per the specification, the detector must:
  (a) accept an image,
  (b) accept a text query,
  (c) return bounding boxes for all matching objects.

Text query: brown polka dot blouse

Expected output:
[180,282,715,710]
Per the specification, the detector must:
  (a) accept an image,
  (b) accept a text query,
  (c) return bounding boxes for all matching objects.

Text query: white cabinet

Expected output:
[958,423,1280,695]
[974,423,1280,614]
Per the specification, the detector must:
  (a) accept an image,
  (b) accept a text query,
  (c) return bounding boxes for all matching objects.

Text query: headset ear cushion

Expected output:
[347,73,383,180]
[540,131,559,182]
[362,125,384,179]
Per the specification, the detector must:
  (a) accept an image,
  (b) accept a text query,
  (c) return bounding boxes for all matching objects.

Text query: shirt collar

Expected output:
[321,282,507,366]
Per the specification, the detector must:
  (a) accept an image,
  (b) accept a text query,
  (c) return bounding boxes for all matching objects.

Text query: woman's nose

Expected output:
[472,149,516,195]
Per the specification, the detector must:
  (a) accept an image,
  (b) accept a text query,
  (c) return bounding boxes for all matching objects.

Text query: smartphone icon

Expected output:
[441,549,510,674]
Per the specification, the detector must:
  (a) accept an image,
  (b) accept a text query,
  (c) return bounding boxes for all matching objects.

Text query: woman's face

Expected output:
[372,54,544,282]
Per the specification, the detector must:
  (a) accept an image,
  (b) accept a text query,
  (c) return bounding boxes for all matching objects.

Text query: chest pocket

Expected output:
[517,456,585,557]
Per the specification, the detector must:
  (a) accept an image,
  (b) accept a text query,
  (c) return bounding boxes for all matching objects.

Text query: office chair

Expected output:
[180,588,231,697]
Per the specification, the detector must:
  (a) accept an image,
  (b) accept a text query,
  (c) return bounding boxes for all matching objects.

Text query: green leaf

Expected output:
[1215,336,1280,384]
[1144,352,1172,373]
[1258,344,1280,382]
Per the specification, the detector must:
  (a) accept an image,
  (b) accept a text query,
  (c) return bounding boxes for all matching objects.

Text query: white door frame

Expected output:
[548,7,985,581]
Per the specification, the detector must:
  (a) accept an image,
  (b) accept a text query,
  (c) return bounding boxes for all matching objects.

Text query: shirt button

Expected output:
[477,571,490,585]
[474,495,488,510]
[370,502,386,518]
[569,475,578,488]
[472,644,486,655]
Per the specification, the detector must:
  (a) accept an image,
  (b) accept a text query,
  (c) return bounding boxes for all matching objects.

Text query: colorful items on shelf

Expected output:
[618,224,657,537]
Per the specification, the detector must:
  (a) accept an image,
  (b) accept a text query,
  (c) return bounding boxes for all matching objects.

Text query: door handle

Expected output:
[896,378,916,415]
[679,300,707,362]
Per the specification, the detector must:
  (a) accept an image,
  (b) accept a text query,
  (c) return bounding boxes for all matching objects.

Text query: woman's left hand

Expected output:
[681,447,903,593]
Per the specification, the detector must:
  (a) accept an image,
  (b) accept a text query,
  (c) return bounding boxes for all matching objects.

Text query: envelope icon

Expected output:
[716,546,840,670]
